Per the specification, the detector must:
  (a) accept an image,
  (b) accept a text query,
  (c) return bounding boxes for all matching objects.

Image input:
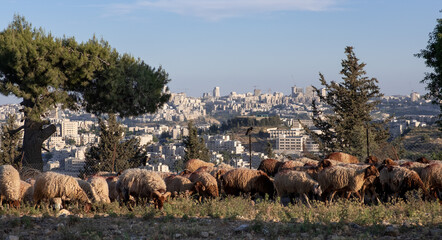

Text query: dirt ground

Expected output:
[0,213,441,240]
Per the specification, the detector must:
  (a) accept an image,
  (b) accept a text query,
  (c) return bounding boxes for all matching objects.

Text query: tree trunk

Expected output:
[21,118,56,171]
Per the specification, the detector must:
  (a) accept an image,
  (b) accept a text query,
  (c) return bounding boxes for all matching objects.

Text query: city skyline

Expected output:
[1,0,441,104]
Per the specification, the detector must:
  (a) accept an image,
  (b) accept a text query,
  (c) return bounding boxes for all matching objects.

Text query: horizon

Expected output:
[1,0,440,104]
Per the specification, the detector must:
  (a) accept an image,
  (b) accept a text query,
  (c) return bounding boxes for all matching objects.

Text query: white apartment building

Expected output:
[61,120,78,137]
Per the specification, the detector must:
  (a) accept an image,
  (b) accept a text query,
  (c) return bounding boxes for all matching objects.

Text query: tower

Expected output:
[213,87,220,98]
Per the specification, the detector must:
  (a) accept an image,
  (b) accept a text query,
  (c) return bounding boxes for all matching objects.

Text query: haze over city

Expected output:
[1,0,440,105]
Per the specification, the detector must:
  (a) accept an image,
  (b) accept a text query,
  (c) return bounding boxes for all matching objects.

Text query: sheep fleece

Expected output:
[0,165,20,202]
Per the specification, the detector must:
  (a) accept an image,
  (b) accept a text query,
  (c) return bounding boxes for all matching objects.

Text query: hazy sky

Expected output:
[1,0,441,105]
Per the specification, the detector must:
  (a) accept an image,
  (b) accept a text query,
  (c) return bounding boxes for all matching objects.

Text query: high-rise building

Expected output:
[410,92,420,102]
[213,87,220,98]
[291,85,304,97]
[61,120,78,137]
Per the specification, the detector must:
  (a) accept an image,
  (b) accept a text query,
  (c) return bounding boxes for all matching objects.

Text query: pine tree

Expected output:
[0,114,23,169]
[183,121,210,162]
[265,141,274,158]
[303,46,389,159]
[81,114,146,176]
[416,15,442,129]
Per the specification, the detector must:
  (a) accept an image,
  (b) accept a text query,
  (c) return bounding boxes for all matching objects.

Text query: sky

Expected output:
[0,0,441,105]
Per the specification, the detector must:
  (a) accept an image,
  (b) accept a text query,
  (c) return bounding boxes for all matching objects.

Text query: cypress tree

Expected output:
[183,121,210,162]
[81,114,146,176]
[303,46,389,158]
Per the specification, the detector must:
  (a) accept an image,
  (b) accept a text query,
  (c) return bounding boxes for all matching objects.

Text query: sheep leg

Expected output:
[329,191,337,204]
[302,193,311,208]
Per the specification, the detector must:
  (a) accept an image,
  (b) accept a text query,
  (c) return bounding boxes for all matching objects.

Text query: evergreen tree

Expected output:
[0,114,23,169]
[416,14,442,128]
[265,141,274,158]
[183,121,210,162]
[302,46,389,158]
[0,15,170,170]
[81,114,146,176]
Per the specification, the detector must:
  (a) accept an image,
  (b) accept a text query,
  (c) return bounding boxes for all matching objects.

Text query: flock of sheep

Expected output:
[0,152,440,212]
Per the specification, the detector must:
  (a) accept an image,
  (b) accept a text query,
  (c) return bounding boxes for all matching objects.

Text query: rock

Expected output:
[384,226,399,237]
[234,224,250,232]
[174,233,182,238]
[56,209,70,217]
[430,228,441,236]
[209,231,215,236]
[342,225,350,232]
[300,232,309,238]
[349,223,361,229]
[200,232,209,238]
[6,235,19,240]
[330,234,340,240]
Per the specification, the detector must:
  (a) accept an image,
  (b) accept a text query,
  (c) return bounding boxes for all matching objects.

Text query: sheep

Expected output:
[0,164,21,208]
[365,156,380,166]
[116,168,171,209]
[277,160,305,172]
[164,175,195,198]
[317,164,379,203]
[19,180,34,205]
[19,167,42,181]
[189,171,219,200]
[420,163,442,201]
[400,161,429,176]
[88,176,111,203]
[33,172,91,211]
[379,165,429,201]
[184,159,215,173]
[106,176,119,202]
[325,152,360,164]
[274,170,322,207]
[257,158,283,177]
[295,157,320,166]
[221,168,275,199]
[77,179,100,203]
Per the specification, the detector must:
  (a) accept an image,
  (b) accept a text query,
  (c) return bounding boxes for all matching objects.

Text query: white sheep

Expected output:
[88,176,111,203]
[0,164,21,208]
[116,168,170,209]
[274,170,322,207]
[33,172,91,211]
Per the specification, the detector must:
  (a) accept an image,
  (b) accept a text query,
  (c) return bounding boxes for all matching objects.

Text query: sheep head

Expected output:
[255,171,275,199]
[318,159,332,170]
[313,184,322,196]
[365,156,379,165]
[383,158,397,166]
[416,157,430,163]
[364,165,379,179]
[151,190,171,210]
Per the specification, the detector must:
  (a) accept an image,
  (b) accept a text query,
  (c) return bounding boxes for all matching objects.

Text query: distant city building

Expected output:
[254,89,261,96]
[61,120,78,137]
[410,92,420,102]
[213,86,220,98]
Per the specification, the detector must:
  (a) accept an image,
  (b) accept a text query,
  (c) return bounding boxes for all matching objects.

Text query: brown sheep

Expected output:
[318,165,379,203]
[326,152,360,164]
[188,172,219,200]
[379,165,429,201]
[184,159,215,173]
[164,175,195,198]
[420,163,442,201]
[365,156,380,166]
[257,158,283,177]
[221,168,274,199]
[277,160,305,172]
